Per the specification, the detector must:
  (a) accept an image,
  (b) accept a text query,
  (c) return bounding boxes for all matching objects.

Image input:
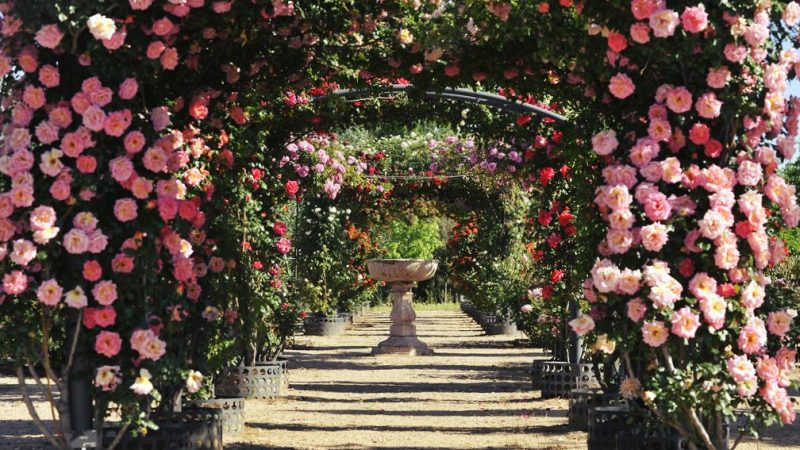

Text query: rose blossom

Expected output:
[87,14,116,41]
[591,130,618,156]
[738,318,767,354]
[94,331,122,357]
[727,355,756,383]
[36,279,62,306]
[767,310,794,337]
[666,86,692,114]
[113,198,138,222]
[630,23,650,44]
[650,9,679,38]
[94,365,121,392]
[609,73,635,99]
[671,307,701,339]
[785,2,800,26]
[640,223,668,252]
[627,298,647,322]
[92,280,118,306]
[642,321,669,347]
[681,4,708,33]
[35,24,64,49]
[130,369,153,395]
[2,270,27,295]
[737,161,763,187]
[186,370,204,394]
[569,314,595,336]
[695,92,723,119]
[740,280,765,310]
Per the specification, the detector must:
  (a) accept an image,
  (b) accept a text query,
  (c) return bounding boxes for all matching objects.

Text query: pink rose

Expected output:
[146,41,165,59]
[36,279,63,306]
[82,105,107,132]
[568,314,595,336]
[640,223,668,252]
[740,281,765,310]
[767,310,794,337]
[129,0,154,10]
[119,78,139,100]
[642,320,669,347]
[591,130,618,156]
[727,355,756,384]
[63,229,90,254]
[707,66,731,89]
[736,160,762,187]
[34,24,64,49]
[92,280,118,306]
[681,4,708,33]
[723,44,748,64]
[631,0,664,20]
[627,298,647,322]
[609,73,635,99]
[152,17,174,36]
[666,86,692,114]
[3,270,28,295]
[738,319,767,354]
[650,9,679,38]
[688,123,710,145]
[630,23,650,44]
[670,307,701,339]
[124,131,147,154]
[95,331,122,358]
[76,156,97,174]
[38,65,61,88]
[160,47,179,70]
[277,237,292,254]
[114,198,138,222]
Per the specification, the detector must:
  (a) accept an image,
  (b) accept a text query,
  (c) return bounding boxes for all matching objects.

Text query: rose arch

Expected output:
[1,1,799,450]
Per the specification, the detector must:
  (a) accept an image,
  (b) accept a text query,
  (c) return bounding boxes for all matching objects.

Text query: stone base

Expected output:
[372,336,434,356]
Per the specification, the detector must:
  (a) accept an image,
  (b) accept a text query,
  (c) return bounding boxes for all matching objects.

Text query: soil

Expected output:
[1,307,798,449]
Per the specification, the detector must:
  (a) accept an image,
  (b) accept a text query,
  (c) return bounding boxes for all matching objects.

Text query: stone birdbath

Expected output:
[367,259,437,356]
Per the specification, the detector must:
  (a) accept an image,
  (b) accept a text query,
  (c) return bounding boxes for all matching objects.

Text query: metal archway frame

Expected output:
[312,84,570,130]
[312,84,580,363]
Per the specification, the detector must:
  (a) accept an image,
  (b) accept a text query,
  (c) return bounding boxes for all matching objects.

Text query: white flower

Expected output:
[185,370,204,394]
[130,369,154,395]
[87,14,116,41]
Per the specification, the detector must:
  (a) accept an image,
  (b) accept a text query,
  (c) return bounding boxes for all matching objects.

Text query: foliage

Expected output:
[380,216,443,261]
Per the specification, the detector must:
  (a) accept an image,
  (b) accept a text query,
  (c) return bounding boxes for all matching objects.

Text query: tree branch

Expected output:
[16,365,65,449]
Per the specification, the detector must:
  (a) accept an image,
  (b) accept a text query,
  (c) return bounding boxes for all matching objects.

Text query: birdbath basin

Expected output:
[368,259,437,356]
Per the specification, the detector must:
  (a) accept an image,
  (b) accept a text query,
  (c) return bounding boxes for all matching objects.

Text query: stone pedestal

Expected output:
[372,282,433,356]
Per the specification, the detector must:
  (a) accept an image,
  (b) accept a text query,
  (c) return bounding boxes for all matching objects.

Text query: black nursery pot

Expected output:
[104,407,223,450]
[214,364,282,399]
[303,313,349,336]
[192,397,245,437]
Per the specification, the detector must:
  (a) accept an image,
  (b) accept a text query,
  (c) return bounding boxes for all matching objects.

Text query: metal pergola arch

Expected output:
[312,84,571,132]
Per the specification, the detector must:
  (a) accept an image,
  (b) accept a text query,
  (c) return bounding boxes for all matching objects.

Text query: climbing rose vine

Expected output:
[571,1,800,447]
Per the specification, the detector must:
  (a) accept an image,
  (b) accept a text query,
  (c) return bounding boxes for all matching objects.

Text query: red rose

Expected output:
[550,270,565,284]
[285,180,299,198]
[717,283,736,298]
[539,167,555,186]
[678,257,694,278]
[558,209,574,226]
[538,210,552,226]
[273,221,288,236]
[542,285,554,299]
[252,260,263,270]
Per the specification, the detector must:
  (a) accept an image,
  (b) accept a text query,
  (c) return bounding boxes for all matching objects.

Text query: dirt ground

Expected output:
[1,307,799,449]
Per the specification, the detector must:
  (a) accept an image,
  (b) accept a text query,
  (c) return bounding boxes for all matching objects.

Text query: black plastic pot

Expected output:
[214,364,281,399]
[192,397,245,437]
[588,405,631,450]
[537,361,599,398]
[482,315,517,335]
[567,388,621,431]
[104,407,223,450]
[303,313,349,336]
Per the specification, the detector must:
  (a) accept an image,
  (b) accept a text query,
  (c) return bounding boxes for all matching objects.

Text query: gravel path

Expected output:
[1,307,798,449]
